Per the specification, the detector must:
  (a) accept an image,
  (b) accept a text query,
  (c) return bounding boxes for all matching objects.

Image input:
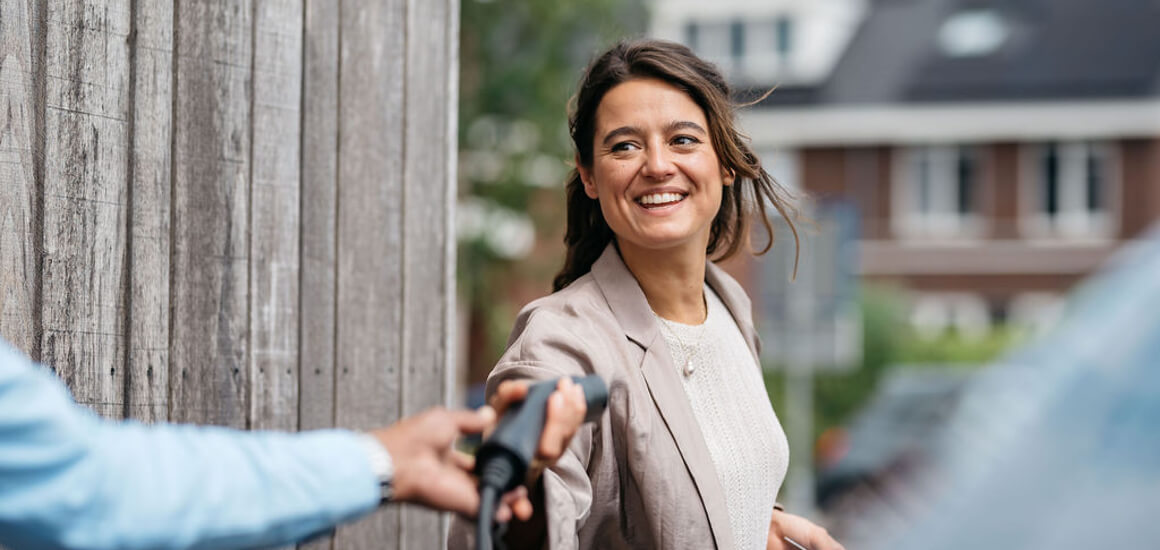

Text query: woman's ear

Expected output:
[722,167,736,187]
[577,155,598,199]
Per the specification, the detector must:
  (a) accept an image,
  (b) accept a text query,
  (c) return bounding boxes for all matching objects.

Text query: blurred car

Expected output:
[851,224,1160,549]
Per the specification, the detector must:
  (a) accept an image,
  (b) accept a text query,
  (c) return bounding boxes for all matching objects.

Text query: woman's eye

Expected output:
[672,135,700,147]
[610,141,639,153]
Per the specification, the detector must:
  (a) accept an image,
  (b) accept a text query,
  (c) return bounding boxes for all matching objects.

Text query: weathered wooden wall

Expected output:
[0,0,458,547]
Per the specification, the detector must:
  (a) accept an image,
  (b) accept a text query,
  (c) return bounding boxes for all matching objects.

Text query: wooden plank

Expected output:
[125,0,173,423]
[0,0,40,355]
[39,1,132,419]
[400,0,456,544]
[170,0,252,427]
[333,0,407,546]
[298,0,338,434]
[249,0,302,432]
[298,3,339,547]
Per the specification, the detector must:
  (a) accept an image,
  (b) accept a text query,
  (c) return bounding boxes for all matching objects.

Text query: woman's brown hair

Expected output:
[552,39,799,292]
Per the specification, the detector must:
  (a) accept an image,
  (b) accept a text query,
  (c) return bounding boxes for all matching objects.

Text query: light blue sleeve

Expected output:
[0,340,380,550]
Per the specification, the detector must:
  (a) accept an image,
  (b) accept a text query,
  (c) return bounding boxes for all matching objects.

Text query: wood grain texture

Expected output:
[39,1,132,419]
[170,0,252,427]
[125,0,173,422]
[249,0,302,432]
[400,0,456,543]
[297,4,339,547]
[298,0,338,434]
[333,0,407,546]
[0,0,40,355]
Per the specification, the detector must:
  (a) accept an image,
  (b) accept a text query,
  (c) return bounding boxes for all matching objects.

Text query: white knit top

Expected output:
[654,284,789,550]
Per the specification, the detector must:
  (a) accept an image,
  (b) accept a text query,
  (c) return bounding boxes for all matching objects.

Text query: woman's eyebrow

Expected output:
[601,121,706,146]
[601,125,642,146]
[666,120,706,134]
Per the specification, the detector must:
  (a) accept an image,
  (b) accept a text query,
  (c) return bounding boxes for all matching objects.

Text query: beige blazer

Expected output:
[449,244,763,550]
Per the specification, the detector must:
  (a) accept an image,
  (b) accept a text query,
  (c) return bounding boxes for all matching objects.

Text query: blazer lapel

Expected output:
[590,245,737,550]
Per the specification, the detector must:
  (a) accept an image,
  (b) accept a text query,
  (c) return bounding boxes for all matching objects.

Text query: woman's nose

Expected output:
[641,146,676,180]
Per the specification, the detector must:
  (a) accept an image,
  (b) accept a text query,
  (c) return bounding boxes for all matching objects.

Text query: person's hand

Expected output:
[370,406,528,521]
[767,508,844,550]
[489,377,588,470]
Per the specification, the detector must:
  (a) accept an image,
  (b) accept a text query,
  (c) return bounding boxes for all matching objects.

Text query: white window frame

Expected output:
[689,16,798,85]
[892,145,986,241]
[909,292,992,341]
[688,20,735,74]
[1018,141,1119,242]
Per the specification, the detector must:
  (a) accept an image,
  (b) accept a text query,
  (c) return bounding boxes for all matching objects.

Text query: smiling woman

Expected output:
[577,78,733,275]
[449,39,844,550]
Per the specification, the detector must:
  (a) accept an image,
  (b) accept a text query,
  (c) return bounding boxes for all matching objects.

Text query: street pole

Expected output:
[784,242,816,517]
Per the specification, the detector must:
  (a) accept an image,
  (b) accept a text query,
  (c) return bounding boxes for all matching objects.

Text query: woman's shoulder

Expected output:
[513,272,612,331]
[496,272,623,373]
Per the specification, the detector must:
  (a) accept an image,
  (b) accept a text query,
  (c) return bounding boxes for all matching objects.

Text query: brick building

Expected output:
[654,0,1160,335]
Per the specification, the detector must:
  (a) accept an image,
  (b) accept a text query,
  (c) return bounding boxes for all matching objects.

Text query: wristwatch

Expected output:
[359,434,395,504]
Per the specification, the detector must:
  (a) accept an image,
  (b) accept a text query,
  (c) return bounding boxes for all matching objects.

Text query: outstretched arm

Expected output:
[0,340,380,550]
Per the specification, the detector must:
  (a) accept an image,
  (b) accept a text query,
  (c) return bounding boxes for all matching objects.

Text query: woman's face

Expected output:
[578,78,733,258]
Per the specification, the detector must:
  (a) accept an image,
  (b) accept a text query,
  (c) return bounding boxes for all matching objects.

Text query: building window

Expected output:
[910,293,991,341]
[1022,141,1115,240]
[686,21,733,71]
[730,20,745,62]
[776,16,793,58]
[685,16,796,84]
[938,9,1008,58]
[894,145,983,240]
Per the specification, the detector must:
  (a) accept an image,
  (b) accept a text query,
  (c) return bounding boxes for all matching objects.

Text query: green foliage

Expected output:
[764,284,1025,439]
[457,0,648,378]
[899,325,1024,365]
[457,0,647,304]
[764,285,909,434]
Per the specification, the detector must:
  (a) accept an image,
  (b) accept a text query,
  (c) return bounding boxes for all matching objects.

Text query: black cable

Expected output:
[477,484,500,550]
[477,454,517,550]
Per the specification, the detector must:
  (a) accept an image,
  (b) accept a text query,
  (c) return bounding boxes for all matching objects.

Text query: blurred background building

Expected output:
[654,0,1160,344]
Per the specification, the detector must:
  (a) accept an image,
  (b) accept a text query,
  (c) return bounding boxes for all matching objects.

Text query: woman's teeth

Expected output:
[638,192,684,206]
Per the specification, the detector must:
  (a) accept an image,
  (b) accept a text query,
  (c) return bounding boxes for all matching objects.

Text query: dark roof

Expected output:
[761,0,1160,107]
[734,84,822,107]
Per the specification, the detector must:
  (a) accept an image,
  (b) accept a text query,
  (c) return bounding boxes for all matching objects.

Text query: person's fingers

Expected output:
[429,467,482,518]
[494,502,513,523]
[538,392,569,459]
[569,382,587,418]
[449,406,494,435]
[538,384,587,459]
[510,494,534,521]
[451,449,475,472]
[490,380,529,415]
[500,486,531,522]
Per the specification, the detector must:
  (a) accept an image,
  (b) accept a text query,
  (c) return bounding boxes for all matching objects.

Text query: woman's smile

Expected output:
[635,189,688,210]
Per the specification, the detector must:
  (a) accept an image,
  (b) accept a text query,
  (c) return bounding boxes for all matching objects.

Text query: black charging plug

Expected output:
[474,375,608,550]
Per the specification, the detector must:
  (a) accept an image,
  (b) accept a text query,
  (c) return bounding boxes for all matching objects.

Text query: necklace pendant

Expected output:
[683,357,695,376]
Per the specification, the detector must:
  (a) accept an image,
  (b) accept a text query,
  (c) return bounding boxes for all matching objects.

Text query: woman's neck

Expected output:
[618,239,708,325]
